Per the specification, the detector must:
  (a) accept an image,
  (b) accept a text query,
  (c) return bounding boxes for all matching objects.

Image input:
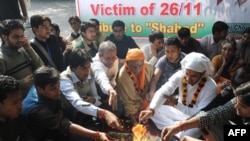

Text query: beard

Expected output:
[6,39,23,50]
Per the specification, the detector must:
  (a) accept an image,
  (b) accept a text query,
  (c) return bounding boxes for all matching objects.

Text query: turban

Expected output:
[180,52,214,77]
[126,48,145,61]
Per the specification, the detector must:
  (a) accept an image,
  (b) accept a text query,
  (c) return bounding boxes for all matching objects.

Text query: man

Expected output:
[105,20,139,65]
[91,41,124,116]
[30,14,65,72]
[22,66,118,141]
[141,30,165,66]
[199,21,229,60]
[0,0,28,22]
[67,16,81,41]
[72,20,98,57]
[237,27,250,66]
[139,52,217,139]
[161,66,250,141]
[0,19,44,96]
[177,27,204,54]
[90,18,107,46]
[117,48,154,126]
[0,75,33,141]
[60,48,122,129]
[50,23,72,67]
[0,75,22,141]
[147,37,186,100]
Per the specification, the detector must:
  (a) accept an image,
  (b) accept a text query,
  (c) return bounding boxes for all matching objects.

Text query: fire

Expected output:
[132,124,159,141]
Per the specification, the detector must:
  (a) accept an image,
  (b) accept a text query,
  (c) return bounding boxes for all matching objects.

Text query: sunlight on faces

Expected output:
[235,96,250,118]
[73,62,91,81]
[165,45,181,63]
[127,60,144,76]
[113,26,124,41]
[100,50,117,68]
[37,81,61,100]
[184,69,204,85]
[3,28,25,49]
[0,91,22,119]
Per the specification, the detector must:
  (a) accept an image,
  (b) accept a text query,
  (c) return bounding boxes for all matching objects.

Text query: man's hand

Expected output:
[139,109,154,124]
[164,95,177,106]
[102,109,123,131]
[83,96,96,104]
[108,89,118,111]
[22,16,28,23]
[23,74,33,86]
[161,124,180,141]
[22,36,32,50]
[150,44,158,57]
[63,42,73,55]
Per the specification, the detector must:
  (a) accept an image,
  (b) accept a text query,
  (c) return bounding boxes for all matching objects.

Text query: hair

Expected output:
[243,27,250,34]
[178,27,191,38]
[0,75,19,103]
[221,38,237,52]
[51,23,60,33]
[30,14,51,34]
[90,18,100,26]
[148,30,164,43]
[0,19,24,37]
[212,21,229,34]
[235,82,250,106]
[33,66,60,89]
[98,41,117,56]
[68,15,81,23]
[69,48,93,69]
[164,36,182,49]
[112,20,125,30]
[80,20,96,32]
[231,66,250,89]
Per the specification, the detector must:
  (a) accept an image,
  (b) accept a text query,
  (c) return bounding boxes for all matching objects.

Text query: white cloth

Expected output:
[60,67,100,117]
[181,52,214,77]
[91,53,119,94]
[149,69,217,138]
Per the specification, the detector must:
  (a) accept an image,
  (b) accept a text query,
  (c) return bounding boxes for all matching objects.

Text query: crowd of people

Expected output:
[1,1,250,141]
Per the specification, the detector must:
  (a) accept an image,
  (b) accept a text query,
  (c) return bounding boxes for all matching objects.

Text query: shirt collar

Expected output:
[71,70,91,84]
[1,44,20,56]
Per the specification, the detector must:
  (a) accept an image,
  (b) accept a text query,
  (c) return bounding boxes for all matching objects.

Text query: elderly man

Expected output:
[139,52,217,139]
[117,48,153,126]
[91,41,124,117]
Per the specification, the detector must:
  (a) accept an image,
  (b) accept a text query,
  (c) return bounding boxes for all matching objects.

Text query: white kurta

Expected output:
[149,70,217,138]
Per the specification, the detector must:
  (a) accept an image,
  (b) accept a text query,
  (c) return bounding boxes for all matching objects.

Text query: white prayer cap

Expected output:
[181,52,214,77]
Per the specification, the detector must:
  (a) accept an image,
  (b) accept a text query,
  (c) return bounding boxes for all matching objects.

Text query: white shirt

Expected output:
[91,53,119,94]
[199,34,222,60]
[150,70,217,116]
[60,67,101,117]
